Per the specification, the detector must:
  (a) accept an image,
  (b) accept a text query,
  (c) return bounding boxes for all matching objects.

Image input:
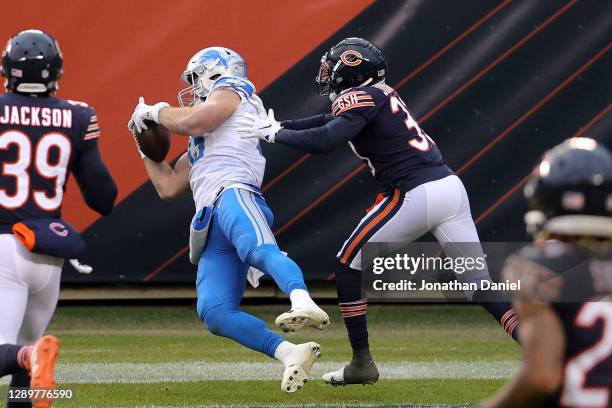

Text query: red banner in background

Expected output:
[1,0,372,231]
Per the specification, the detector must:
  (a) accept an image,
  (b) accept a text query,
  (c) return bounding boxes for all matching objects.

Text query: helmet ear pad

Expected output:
[198,63,227,93]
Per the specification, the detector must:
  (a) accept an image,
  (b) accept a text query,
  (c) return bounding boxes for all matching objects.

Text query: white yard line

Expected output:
[1,361,518,384]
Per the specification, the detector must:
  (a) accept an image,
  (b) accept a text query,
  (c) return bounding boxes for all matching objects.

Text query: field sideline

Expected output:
[0,304,520,407]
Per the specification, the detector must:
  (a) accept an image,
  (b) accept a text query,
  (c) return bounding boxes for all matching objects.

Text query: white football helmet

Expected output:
[178,46,247,107]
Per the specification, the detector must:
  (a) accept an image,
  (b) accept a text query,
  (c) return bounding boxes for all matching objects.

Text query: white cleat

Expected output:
[281,342,321,393]
[322,366,344,384]
[275,306,330,333]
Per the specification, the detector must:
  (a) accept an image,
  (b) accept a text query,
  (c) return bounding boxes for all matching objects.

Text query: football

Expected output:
[134,120,171,162]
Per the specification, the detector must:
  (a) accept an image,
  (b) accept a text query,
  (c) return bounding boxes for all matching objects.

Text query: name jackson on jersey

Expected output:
[0,104,73,127]
[0,92,109,232]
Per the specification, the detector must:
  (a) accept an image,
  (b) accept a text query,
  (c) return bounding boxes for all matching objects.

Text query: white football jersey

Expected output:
[187,75,266,209]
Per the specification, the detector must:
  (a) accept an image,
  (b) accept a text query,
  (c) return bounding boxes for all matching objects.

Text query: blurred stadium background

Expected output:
[5,0,611,294]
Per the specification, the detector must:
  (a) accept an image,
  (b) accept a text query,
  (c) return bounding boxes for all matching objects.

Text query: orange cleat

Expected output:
[27,335,60,408]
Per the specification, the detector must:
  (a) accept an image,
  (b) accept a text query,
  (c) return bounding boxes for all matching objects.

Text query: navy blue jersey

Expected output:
[333,84,451,191]
[506,243,612,408]
[277,84,452,193]
[0,92,115,233]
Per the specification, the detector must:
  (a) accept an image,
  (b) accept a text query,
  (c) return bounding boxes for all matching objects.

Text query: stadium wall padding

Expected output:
[4,0,611,284]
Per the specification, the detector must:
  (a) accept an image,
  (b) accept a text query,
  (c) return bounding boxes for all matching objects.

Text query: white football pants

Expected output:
[0,234,63,345]
[338,175,491,285]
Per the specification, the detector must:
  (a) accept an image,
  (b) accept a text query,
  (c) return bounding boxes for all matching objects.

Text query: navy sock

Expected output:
[7,369,31,408]
[0,344,24,377]
[473,289,520,342]
[336,267,372,363]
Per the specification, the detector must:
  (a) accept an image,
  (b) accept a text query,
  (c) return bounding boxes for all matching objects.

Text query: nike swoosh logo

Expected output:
[261,125,272,129]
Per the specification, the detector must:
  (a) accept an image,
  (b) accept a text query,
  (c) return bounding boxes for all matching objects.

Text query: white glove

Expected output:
[69,258,93,274]
[129,96,170,133]
[237,109,281,143]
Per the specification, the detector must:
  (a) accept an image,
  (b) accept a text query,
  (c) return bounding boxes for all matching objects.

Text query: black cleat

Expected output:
[322,360,379,386]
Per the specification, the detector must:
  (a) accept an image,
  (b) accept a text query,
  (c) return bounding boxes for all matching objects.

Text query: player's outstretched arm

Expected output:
[280,113,333,130]
[73,140,118,215]
[276,115,365,153]
[238,110,366,154]
[142,152,191,201]
[129,90,240,137]
[482,301,565,408]
[158,90,240,136]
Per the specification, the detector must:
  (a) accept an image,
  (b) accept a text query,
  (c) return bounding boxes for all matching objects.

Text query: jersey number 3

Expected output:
[390,96,435,152]
[0,130,71,211]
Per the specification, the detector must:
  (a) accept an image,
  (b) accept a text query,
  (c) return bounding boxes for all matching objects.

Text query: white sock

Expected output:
[289,289,318,310]
[274,341,295,365]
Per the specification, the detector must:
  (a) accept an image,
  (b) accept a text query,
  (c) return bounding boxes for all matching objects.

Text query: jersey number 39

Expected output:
[0,130,71,211]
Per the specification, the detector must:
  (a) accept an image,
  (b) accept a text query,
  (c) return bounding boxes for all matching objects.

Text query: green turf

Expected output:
[0,304,518,407]
[2,380,503,407]
[49,304,519,363]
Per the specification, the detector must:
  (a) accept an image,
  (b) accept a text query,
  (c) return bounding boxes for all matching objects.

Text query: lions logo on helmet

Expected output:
[178,47,247,107]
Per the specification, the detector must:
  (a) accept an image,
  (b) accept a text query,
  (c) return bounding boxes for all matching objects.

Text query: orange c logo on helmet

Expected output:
[340,50,363,67]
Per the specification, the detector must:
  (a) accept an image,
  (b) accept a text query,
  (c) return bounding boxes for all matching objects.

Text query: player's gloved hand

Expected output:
[237,109,281,143]
[129,96,170,133]
[127,119,147,159]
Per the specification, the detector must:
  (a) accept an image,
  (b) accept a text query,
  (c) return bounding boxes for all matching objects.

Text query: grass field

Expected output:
[0,304,520,407]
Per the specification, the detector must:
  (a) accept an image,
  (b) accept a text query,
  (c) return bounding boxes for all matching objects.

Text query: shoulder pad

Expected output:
[332,88,377,116]
[210,75,255,99]
[80,105,99,141]
[66,99,91,108]
[503,242,594,302]
[64,99,96,119]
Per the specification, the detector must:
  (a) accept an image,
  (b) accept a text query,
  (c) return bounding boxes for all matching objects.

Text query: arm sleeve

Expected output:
[73,139,118,216]
[275,114,366,154]
[280,113,334,130]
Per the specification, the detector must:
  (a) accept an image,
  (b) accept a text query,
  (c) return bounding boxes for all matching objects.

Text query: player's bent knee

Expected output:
[197,297,222,323]
[247,244,282,269]
[200,304,226,336]
[234,236,263,263]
